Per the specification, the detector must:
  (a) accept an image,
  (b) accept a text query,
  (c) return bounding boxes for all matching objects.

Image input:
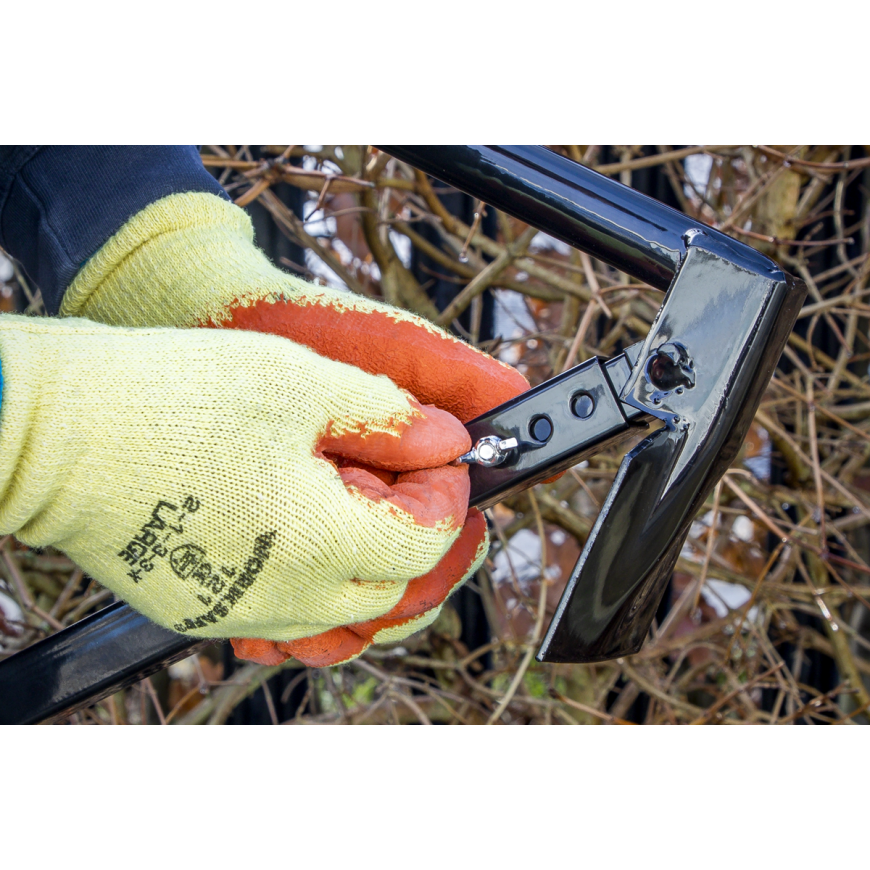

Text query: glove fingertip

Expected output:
[339,464,470,532]
[326,456,398,487]
[276,626,369,668]
[231,637,289,666]
[337,466,395,501]
[395,401,471,468]
[318,401,470,472]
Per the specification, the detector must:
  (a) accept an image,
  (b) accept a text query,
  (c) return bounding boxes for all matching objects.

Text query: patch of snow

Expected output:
[744,432,771,481]
[684,154,713,198]
[500,346,521,366]
[0,590,22,623]
[685,510,715,560]
[701,578,758,623]
[168,656,196,680]
[681,541,700,561]
[491,529,542,595]
[529,232,571,256]
[732,515,755,543]
[494,289,535,335]
[389,230,412,268]
[0,590,24,652]
[303,201,336,237]
[331,237,354,267]
[493,289,536,365]
[303,248,348,291]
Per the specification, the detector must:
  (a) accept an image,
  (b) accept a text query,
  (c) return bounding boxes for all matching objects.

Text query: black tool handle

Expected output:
[380,145,773,292]
[383,141,809,663]
[0,601,205,724]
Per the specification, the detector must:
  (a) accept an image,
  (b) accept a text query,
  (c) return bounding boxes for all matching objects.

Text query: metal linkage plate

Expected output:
[466,345,645,510]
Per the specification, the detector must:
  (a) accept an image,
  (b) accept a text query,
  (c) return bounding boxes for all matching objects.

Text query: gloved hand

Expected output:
[0,314,484,661]
[58,192,529,665]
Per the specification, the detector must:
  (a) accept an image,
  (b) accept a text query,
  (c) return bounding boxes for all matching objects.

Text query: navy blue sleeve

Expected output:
[0,146,229,314]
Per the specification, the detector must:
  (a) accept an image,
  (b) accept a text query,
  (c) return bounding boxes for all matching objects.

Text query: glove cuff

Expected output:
[60,192,303,327]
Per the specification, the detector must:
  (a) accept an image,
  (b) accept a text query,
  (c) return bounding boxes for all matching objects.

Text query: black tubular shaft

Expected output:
[0,603,204,724]
[380,146,774,291]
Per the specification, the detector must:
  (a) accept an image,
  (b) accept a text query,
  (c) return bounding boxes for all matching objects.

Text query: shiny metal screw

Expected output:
[456,436,518,467]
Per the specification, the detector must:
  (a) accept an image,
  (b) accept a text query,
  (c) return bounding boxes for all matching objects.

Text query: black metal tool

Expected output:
[0,145,806,723]
[390,147,806,663]
[0,603,208,725]
[456,238,803,662]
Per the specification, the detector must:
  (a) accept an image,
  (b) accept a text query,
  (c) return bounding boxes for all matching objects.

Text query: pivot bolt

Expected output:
[647,341,695,392]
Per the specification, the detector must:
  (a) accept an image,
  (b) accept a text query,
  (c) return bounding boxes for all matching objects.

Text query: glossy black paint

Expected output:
[380,146,777,291]
[467,345,646,510]
[0,146,808,722]
[537,240,806,662]
[0,602,205,724]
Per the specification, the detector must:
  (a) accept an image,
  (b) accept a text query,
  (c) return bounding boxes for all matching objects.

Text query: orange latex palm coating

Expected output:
[315,403,472,532]
[232,509,487,667]
[214,295,530,667]
[230,402,477,667]
[214,297,530,423]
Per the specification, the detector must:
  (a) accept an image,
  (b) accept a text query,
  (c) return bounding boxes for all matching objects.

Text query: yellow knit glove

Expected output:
[55,191,529,666]
[0,314,478,648]
[60,192,527,424]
